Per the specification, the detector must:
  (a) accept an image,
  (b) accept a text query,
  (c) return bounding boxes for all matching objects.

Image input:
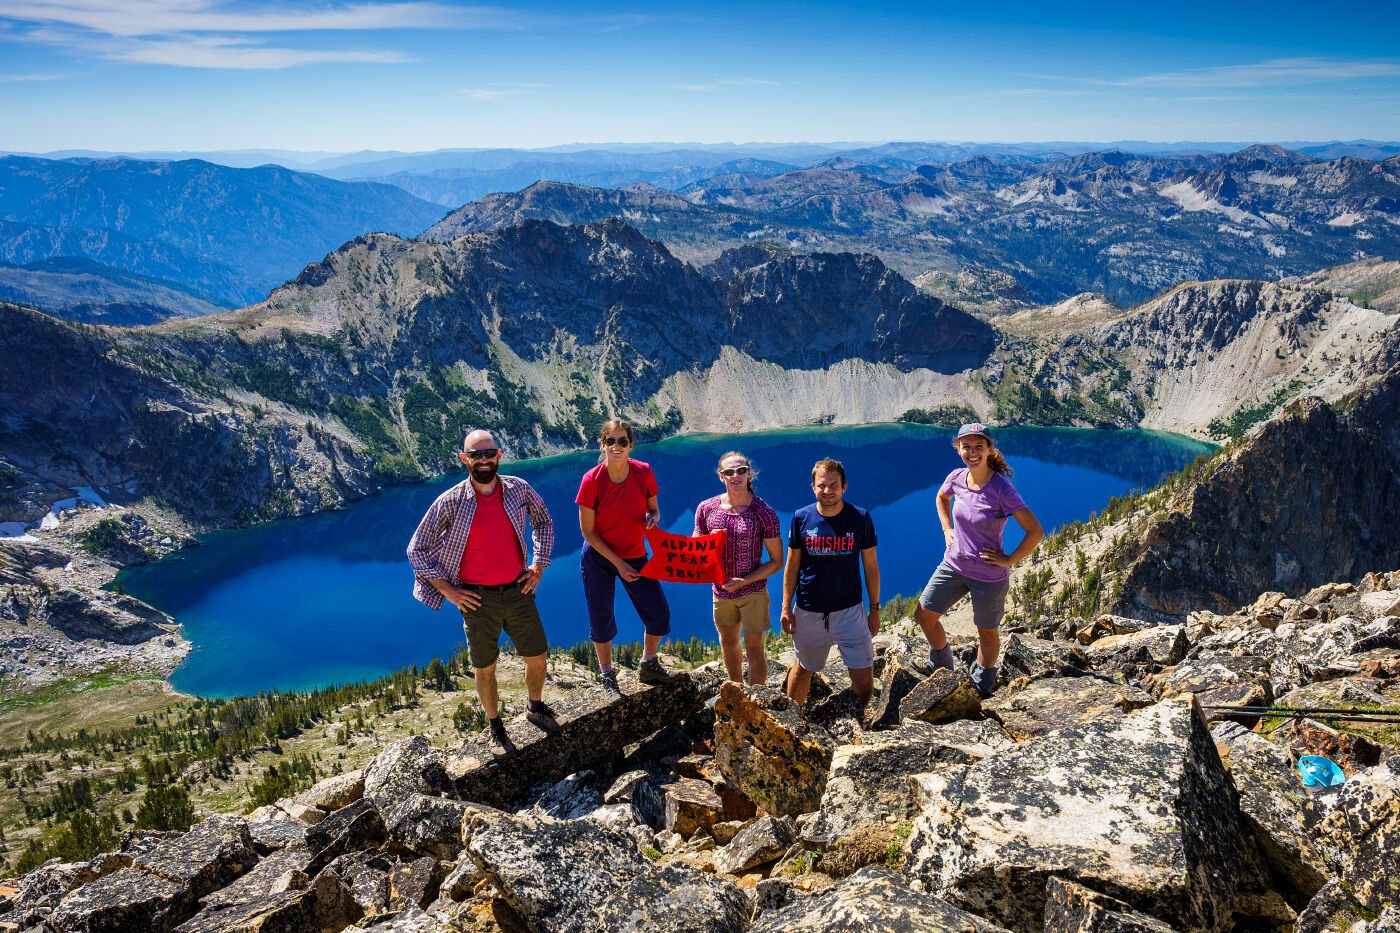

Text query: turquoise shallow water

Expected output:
[119,424,1212,698]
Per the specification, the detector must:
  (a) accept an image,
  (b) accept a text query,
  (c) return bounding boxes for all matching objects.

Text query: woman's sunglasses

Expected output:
[602,436,631,447]
[720,466,751,477]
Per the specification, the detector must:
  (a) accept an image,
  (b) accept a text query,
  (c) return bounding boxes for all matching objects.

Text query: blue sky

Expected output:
[1,0,1398,152]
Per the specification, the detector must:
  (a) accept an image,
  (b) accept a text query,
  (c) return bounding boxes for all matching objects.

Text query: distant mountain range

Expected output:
[4,142,1398,322]
[0,156,445,310]
[426,145,1400,306]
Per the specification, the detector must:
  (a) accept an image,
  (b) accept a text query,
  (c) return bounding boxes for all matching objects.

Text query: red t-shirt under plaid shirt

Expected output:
[693,494,781,599]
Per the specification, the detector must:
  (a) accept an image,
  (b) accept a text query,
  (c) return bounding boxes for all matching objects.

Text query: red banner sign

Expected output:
[641,528,728,585]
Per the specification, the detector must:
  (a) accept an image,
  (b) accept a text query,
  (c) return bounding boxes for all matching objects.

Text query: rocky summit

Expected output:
[3,567,1397,932]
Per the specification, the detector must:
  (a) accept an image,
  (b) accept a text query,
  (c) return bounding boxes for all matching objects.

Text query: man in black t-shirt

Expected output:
[779,458,881,708]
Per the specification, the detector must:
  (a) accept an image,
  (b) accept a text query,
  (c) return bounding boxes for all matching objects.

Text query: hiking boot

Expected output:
[488,720,516,756]
[526,699,564,733]
[638,657,671,686]
[600,669,621,696]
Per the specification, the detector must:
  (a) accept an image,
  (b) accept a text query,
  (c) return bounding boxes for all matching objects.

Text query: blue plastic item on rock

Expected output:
[1298,755,1346,787]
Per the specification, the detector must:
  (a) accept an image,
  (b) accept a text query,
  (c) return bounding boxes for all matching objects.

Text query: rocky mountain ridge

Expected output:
[425,145,1400,306]
[0,258,224,325]
[1006,361,1400,626]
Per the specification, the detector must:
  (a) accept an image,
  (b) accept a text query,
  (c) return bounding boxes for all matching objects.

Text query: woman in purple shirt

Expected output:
[693,451,783,685]
[915,423,1044,698]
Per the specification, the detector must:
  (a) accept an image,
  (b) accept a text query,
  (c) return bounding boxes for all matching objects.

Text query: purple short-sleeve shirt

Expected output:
[940,468,1027,583]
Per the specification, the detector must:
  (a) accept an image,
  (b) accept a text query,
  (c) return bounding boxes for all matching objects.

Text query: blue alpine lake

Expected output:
[119,424,1212,698]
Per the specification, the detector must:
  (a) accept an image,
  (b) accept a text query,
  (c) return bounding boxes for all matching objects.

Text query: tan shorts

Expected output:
[713,591,771,637]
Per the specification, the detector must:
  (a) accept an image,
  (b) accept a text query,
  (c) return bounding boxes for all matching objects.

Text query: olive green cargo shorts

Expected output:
[460,586,548,669]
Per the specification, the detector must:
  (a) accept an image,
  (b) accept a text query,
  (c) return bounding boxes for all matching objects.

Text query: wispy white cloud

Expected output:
[0,0,521,69]
[459,83,541,101]
[595,13,664,33]
[0,71,65,80]
[0,1,517,37]
[1031,58,1400,90]
[109,35,411,69]
[1118,58,1400,88]
[672,78,779,93]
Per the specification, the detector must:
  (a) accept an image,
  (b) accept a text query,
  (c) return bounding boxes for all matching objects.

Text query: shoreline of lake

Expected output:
[119,424,1213,698]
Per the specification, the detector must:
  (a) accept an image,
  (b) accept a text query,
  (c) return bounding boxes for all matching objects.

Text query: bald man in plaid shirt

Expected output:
[408,429,562,755]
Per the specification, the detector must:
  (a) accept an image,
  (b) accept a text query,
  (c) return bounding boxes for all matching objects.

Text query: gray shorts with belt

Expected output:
[918,560,1011,631]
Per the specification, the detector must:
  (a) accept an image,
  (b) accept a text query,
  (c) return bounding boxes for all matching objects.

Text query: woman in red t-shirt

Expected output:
[576,419,672,693]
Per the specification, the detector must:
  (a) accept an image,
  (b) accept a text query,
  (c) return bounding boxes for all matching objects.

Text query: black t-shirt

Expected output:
[788,502,877,613]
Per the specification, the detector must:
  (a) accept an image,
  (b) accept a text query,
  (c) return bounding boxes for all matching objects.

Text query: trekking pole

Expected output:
[1203,705,1400,723]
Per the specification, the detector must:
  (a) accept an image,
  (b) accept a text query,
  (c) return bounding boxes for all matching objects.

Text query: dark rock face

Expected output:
[528,771,604,821]
[363,736,450,804]
[381,793,473,861]
[172,869,360,933]
[897,669,982,724]
[712,683,836,817]
[319,851,393,917]
[304,799,387,876]
[633,776,728,838]
[723,252,996,373]
[1211,722,1331,899]
[983,675,1154,741]
[52,868,192,933]
[750,866,1009,933]
[448,671,704,809]
[712,815,797,875]
[865,655,921,730]
[1043,876,1177,933]
[802,721,1012,850]
[465,810,749,932]
[1320,756,1400,914]
[1106,368,1400,621]
[132,813,259,899]
[907,698,1247,933]
[387,856,445,912]
[998,634,1090,681]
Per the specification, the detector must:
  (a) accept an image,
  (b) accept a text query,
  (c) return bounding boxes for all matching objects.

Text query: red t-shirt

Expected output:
[458,486,525,585]
[575,459,658,561]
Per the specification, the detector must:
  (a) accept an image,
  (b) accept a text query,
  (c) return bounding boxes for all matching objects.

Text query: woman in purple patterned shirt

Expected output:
[693,451,784,685]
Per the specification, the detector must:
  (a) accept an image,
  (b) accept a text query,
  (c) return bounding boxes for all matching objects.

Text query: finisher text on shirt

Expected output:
[804,533,856,556]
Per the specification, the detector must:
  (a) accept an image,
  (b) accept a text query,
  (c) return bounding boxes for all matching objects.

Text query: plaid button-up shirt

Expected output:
[406,474,554,610]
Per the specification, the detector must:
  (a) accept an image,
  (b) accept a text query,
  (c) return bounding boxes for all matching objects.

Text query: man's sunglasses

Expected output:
[720,466,751,477]
[602,436,631,447]
[463,448,500,461]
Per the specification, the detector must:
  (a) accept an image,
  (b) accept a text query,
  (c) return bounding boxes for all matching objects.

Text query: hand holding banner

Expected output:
[641,528,728,585]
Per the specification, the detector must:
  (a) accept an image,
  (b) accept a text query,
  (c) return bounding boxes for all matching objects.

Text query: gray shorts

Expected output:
[918,561,1010,631]
[792,603,874,673]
